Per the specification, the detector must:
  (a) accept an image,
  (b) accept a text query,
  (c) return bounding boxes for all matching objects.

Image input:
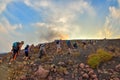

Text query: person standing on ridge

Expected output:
[66,40,73,54]
[55,40,62,53]
[39,44,46,59]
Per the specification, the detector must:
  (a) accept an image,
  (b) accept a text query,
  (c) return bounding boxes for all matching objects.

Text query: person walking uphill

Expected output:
[55,40,62,53]
[9,41,24,64]
[24,45,30,60]
[66,40,73,54]
[39,44,46,59]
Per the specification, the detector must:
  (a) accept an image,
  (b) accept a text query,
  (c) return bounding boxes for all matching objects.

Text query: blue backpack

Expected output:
[13,42,19,49]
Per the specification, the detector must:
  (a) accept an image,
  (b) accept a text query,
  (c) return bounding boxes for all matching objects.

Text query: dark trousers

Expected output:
[39,50,44,58]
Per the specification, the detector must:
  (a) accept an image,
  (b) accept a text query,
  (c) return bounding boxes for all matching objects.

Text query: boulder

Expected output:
[79,63,85,69]
[82,73,89,79]
[34,65,49,79]
[64,70,69,75]
[58,62,65,66]
[0,59,2,63]
[88,70,94,76]
[91,74,97,79]
[115,64,120,72]
[48,76,53,80]
[59,78,64,80]
[85,65,90,68]
[19,75,27,80]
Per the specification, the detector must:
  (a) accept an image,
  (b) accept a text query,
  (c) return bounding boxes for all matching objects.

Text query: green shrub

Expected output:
[87,54,101,68]
[87,49,113,68]
[97,49,113,62]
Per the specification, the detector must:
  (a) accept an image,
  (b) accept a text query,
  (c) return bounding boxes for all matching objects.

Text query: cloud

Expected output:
[98,0,120,39]
[0,17,23,52]
[24,0,50,10]
[118,0,120,6]
[109,7,120,20]
[23,0,95,41]
[0,17,23,35]
[0,0,12,14]
[32,22,69,42]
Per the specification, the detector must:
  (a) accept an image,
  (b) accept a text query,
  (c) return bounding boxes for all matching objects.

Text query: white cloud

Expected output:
[109,7,120,19]
[23,0,95,41]
[24,0,50,9]
[98,0,120,39]
[0,0,12,14]
[0,18,23,34]
[118,0,120,6]
[0,17,23,52]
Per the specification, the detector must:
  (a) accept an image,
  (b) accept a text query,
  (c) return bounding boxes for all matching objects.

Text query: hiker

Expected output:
[55,40,62,53]
[39,44,46,59]
[81,40,86,49]
[9,41,24,64]
[24,45,30,60]
[73,41,78,51]
[66,40,73,54]
[29,44,34,53]
[0,57,2,63]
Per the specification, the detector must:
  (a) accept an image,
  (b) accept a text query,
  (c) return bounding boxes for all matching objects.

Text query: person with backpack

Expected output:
[66,40,73,54]
[73,41,78,51]
[55,40,62,53]
[9,41,24,64]
[39,44,46,59]
[73,41,78,49]
[24,45,30,60]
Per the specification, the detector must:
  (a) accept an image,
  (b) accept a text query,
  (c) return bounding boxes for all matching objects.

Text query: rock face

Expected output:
[115,64,120,72]
[34,65,49,79]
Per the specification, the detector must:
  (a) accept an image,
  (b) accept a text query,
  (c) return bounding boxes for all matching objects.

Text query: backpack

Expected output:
[13,42,19,49]
[66,40,70,45]
[73,42,78,49]
[56,40,60,44]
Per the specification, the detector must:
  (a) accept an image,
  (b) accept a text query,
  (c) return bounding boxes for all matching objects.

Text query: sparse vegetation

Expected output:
[40,55,52,63]
[72,52,80,58]
[57,66,67,74]
[87,49,113,68]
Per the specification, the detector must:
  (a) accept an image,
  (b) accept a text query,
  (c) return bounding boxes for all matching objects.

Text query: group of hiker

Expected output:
[9,41,31,64]
[8,40,88,64]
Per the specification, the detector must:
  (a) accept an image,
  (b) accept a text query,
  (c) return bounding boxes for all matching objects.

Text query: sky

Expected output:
[0,0,120,53]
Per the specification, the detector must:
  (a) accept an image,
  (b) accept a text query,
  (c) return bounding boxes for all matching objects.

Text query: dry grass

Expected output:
[40,55,52,63]
[57,66,67,74]
[71,52,80,58]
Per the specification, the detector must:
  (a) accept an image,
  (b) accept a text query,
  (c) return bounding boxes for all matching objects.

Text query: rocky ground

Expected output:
[0,39,120,80]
